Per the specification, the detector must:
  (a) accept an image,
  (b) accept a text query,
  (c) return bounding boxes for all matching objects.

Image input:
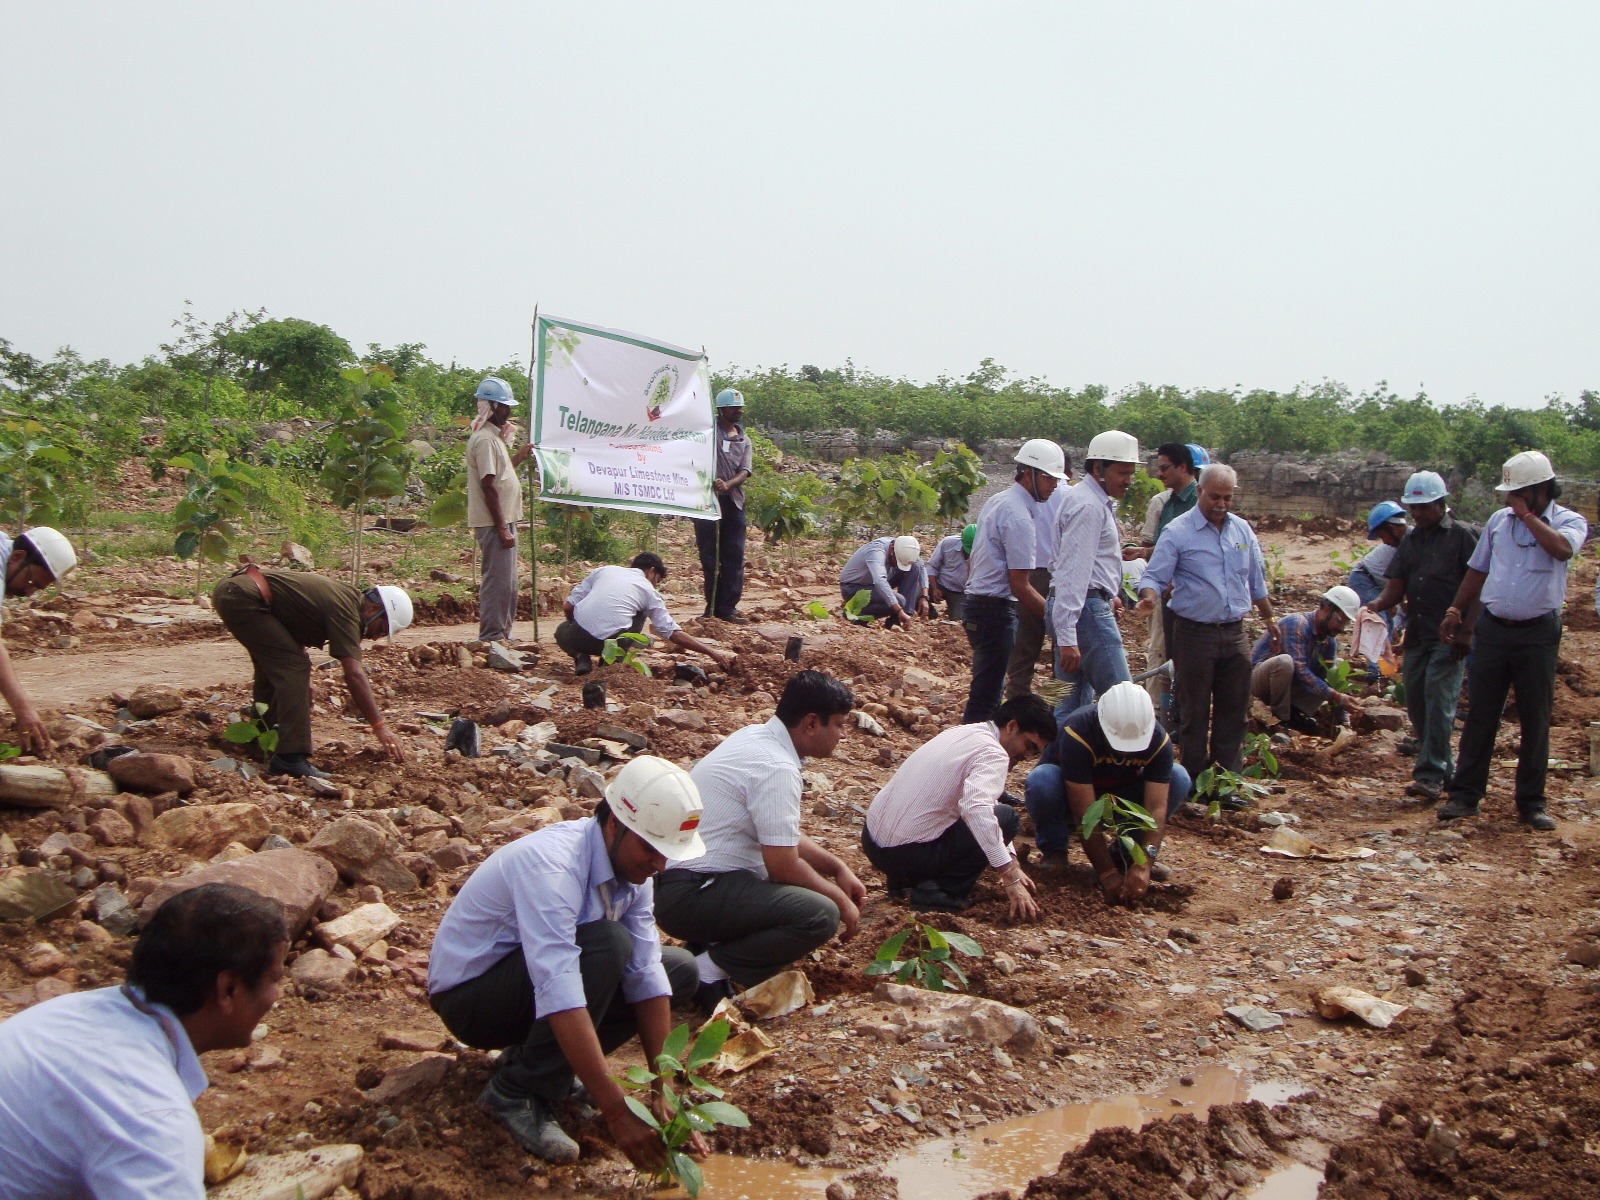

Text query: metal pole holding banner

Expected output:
[526,305,540,641]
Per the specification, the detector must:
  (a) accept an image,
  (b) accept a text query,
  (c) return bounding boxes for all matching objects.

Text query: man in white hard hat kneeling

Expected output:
[466,376,535,645]
[1023,682,1191,904]
[1249,586,1364,736]
[839,534,926,627]
[428,757,704,1169]
[0,526,78,752]
[1437,451,1587,830]
[212,567,413,778]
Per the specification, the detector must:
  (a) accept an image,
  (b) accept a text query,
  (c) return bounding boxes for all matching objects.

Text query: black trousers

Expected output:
[654,869,839,989]
[1447,610,1561,813]
[554,612,645,659]
[1170,615,1251,774]
[429,920,697,1104]
[693,495,747,617]
[860,804,1019,901]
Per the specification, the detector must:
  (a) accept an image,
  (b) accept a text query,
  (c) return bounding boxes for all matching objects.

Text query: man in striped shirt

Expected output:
[862,694,1056,916]
[654,671,867,1009]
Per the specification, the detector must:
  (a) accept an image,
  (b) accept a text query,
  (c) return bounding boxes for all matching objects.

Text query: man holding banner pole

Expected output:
[694,389,753,624]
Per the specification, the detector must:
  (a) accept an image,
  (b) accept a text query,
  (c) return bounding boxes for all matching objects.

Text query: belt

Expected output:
[965,593,1016,605]
[1173,612,1242,628]
[234,563,274,607]
[1087,587,1114,602]
[1483,609,1556,630]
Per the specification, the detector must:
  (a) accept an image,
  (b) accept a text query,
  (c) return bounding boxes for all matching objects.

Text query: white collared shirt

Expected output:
[427,816,672,1015]
[568,565,680,642]
[667,717,804,879]
[0,985,209,1199]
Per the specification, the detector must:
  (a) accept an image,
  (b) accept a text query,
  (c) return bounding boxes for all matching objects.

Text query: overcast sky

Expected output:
[3,3,1595,407]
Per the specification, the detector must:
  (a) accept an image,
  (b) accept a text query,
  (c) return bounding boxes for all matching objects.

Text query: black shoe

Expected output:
[907,884,972,912]
[1038,848,1071,870]
[572,653,593,676]
[1217,792,1251,811]
[695,978,734,1015]
[478,1082,579,1163]
[268,753,331,780]
[885,876,911,901]
[714,611,750,625]
[1404,779,1443,804]
[1519,808,1557,831]
[1286,711,1320,736]
[1437,796,1481,820]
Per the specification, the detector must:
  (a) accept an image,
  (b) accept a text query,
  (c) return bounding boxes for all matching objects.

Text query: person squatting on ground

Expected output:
[466,375,535,645]
[211,565,413,779]
[0,526,77,753]
[1366,471,1479,804]
[1024,682,1191,904]
[1138,464,1278,804]
[0,883,288,1199]
[427,757,706,1168]
[839,535,926,626]
[1130,444,1208,725]
[555,553,733,677]
[693,389,753,624]
[653,670,867,1008]
[861,693,1056,918]
[926,524,976,621]
[961,440,1066,723]
[1436,451,1588,830]
[1004,457,1067,701]
[1250,585,1363,735]
[1048,430,1141,723]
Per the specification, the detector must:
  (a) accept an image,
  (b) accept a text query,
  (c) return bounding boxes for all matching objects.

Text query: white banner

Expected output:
[531,315,717,519]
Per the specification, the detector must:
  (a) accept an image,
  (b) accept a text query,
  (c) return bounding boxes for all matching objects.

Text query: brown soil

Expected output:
[4,520,1600,1199]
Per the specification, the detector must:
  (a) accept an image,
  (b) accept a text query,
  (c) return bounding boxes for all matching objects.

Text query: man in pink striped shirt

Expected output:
[862,695,1056,917]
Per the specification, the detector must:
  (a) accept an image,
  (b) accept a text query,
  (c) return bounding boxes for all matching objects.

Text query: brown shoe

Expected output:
[1404,779,1442,804]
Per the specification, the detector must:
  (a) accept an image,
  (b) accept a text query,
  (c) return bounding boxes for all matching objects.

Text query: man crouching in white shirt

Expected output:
[654,670,867,1011]
[428,757,705,1169]
[863,694,1055,918]
[555,552,734,677]
[0,883,288,1200]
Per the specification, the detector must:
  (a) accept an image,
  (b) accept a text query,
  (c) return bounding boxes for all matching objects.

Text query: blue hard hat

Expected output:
[715,388,745,409]
[1185,443,1210,468]
[1366,500,1407,538]
[1400,471,1448,506]
[475,376,516,406]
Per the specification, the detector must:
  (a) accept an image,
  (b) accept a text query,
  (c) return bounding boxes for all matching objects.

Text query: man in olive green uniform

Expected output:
[212,567,414,778]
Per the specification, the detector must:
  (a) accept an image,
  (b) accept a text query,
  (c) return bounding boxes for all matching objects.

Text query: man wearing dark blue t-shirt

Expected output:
[1023,682,1191,903]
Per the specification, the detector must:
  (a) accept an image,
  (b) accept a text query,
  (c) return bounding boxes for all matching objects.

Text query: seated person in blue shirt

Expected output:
[1250,585,1363,735]
[0,883,288,1200]
[1022,682,1191,904]
[428,757,705,1169]
[839,535,926,627]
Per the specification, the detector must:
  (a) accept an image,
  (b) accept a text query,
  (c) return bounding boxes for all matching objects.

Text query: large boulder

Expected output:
[108,752,197,796]
[307,816,418,893]
[873,981,1041,1051]
[139,848,337,938]
[289,949,357,994]
[154,803,269,858]
[208,1144,362,1200]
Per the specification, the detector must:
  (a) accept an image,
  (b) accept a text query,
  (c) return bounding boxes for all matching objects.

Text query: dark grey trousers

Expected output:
[1447,611,1561,812]
[653,869,840,989]
[1170,614,1251,774]
[430,920,697,1104]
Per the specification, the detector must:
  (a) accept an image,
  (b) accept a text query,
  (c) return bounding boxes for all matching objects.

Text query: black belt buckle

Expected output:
[1087,587,1113,602]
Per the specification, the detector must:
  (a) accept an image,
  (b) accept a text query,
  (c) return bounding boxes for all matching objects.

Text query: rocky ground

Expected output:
[2,517,1600,1200]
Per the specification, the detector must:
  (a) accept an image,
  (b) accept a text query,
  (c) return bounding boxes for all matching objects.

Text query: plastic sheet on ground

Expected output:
[734,969,814,1020]
[1259,826,1375,861]
[704,999,780,1075]
[1314,985,1407,1028]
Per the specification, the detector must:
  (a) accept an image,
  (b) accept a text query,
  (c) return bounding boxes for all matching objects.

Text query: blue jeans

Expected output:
[1024,762,1192,856]
[1047,592,1132,726]
[962,595,1017,724]
[1402,638,1465,787]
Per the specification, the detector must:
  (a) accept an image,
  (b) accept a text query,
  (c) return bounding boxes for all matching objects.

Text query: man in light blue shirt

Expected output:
[962,440,1066,723]
[429,756,704,1168]
[0,883,287,1200]
[839,535,926,625]
[1437,451,1588,829]
[1005,481,1067,700]
[1139,464,1278,799]
[926,525,974,620]
[1048,431,1141,722]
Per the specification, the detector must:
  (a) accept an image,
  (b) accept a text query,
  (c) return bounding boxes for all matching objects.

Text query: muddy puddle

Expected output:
[695,1065,1321,1199]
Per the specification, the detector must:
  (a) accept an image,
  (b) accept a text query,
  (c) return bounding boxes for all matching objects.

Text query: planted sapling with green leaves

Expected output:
[223,702,279,757]
[601,631,652,676]
[865,922,983,992]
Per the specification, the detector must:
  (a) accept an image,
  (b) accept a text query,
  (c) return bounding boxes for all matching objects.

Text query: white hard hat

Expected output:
[1085,430,1141,465]
[1400,471,1448,505]
[375,585,413,636]
[892,535,921,570]
[605,756,706,862]
[1014,439,1067,480]
[1495,450,1555,493]
[1097,681,1156,753]
[19,527,77,582]
[475,376,517,407]
[1322,585,1361,624]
